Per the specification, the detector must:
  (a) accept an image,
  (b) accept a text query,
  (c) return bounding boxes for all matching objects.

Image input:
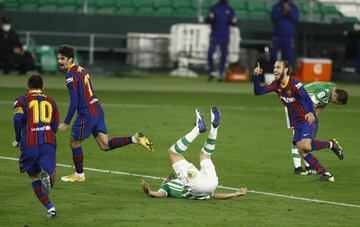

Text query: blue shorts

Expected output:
[71,112,108,141]
[19,144,56,181]
[292,118,319,144]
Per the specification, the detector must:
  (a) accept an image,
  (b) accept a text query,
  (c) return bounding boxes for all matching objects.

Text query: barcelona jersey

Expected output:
[13,90,59,149]
[64,64,103,125]
[254,76,314,128]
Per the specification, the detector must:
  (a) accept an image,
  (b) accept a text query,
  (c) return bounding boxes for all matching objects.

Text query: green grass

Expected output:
[0,74,360,226]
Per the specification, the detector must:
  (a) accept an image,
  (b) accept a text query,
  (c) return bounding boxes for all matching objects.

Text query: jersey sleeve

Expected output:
[51,99,60,133]
[294,82,314,113]
[13,97,25,142]
[253,76,277,95]
[64,72,78,125]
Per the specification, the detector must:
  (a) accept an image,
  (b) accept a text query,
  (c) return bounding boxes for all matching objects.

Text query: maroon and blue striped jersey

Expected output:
[254,76,314,127]
[64,64,102,124]
[13,89,59,149]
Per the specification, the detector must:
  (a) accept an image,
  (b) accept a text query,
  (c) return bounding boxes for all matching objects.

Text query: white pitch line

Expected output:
[1,155,360,209]
[0,101,359,113]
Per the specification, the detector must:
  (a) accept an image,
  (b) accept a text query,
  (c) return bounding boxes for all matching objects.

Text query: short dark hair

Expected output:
[57,44,74,59]
[278,59,292,75]
[28,75,43,89]
[335,89,348,105]
[1,16,11,24]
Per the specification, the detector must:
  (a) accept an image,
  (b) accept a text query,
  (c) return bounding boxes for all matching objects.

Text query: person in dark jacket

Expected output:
[0,16,34,74]
[206,0,237,81]
[270,0,299,70]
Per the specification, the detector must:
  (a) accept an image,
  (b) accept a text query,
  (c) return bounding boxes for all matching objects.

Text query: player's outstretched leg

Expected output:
[202,106,220,155]
[311,139,344,160]
[329,138,344,160]
[107,132,154,153]
[170,108,207,154]
[303,153,334,182]
[31,179,56,218]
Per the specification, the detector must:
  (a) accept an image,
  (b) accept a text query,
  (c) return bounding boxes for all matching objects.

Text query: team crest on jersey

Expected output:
[286,90,293,96]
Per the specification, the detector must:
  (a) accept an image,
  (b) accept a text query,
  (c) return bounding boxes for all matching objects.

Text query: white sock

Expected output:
[170,126,199,153]
[76,172,85,178]
[202,126,218,155]
[291,144,302,169]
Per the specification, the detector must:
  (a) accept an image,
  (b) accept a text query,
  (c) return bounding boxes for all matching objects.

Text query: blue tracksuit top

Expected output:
[208,2,236,43]
[271,0,299,36]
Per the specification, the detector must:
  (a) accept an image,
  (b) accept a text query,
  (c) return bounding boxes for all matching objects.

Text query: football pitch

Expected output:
[0,74,359,226]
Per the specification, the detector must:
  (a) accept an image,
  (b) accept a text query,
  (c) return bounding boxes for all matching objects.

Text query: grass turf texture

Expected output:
[0,74,359,226]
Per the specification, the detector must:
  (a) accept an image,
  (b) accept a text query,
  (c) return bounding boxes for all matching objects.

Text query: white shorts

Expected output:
[172,159,218,193]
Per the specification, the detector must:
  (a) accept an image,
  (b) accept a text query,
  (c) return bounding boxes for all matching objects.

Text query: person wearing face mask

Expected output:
[0,16,34,74]
[206,0,237,82]
[270,0,299,71]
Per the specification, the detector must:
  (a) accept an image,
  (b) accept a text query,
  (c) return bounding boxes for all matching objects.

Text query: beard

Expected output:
[276,71,285,82]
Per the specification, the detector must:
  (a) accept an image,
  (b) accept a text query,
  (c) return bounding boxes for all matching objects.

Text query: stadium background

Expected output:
[1,0,360,226]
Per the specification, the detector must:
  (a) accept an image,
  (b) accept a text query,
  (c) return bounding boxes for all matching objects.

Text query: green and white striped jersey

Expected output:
[304,82,335,109]
[159,179,213,200]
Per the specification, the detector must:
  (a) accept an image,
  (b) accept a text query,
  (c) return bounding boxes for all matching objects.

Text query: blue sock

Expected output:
[108,136,133,150]
[72,147,84,174]
[32,180,53,210]
[304,153,327,174]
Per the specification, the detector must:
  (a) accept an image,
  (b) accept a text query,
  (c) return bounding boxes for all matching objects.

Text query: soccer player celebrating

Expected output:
[253,60,344,181]
[288,82,348,175]
[12,75,59,218]
[141,107,247,199]
[57,44,154,183]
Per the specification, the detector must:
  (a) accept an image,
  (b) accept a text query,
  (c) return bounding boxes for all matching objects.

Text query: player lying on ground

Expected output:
[12,75,59,218]
[141,107,247,199]
[253,60,344,182]
[56,44,154,183]
[288,82,348,175]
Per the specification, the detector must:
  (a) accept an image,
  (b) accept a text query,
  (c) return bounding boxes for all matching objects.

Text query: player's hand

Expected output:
[236,187,247,196]
[141,180,150,194]
[305,112,315,124]
[58,123,69,132]
[253,62,263,76]
[12,140,19,148]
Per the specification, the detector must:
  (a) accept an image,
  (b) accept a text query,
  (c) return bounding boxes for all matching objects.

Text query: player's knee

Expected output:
[299,141,311,152]
[69,140,81,148]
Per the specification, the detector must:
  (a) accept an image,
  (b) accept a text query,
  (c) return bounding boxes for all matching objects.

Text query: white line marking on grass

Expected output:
[1,155,360,209]
[1,101,359,113]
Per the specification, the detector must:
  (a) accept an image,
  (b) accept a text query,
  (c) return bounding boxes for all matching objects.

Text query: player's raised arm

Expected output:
[253,62,275,95]
[212,187,247,200]
[253,62,263,76]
